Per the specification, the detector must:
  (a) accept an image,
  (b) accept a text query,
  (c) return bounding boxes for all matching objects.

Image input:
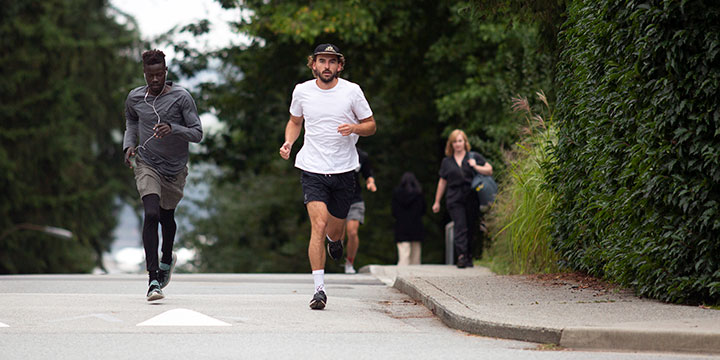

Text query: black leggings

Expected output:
[142,194,176,275]
[448,193,480,261]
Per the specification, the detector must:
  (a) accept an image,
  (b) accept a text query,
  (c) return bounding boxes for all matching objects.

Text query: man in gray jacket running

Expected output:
[123,49,203,301]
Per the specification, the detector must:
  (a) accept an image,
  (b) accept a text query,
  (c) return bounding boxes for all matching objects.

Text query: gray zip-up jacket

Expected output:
[123,83,203,177]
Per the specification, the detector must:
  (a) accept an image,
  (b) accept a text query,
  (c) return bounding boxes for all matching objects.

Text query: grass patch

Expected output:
[533,343,566,351]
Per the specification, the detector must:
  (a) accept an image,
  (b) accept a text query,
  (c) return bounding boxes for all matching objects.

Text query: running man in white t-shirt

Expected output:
[279,43,376,310]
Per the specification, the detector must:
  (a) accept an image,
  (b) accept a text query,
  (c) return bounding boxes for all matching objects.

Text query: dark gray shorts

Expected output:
[301,170,355,219]
[133,158,187,209]
[346,201,365,224]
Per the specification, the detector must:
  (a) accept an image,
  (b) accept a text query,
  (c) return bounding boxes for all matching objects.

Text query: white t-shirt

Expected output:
[289,78,373,174]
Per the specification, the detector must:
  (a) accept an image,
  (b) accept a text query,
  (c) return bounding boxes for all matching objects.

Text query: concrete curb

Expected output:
[393,274,720,355]
[393,276,561,344]
[560,326,720,354]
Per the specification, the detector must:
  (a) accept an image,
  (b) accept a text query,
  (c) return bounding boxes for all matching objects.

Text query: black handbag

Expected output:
[469,152,497,212]
[471,173,497,211]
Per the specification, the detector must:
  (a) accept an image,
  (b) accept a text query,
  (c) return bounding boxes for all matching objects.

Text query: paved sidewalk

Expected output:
[361,264,720,355]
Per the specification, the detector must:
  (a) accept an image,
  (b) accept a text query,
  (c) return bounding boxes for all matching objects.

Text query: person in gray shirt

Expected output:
[123,49,203,301]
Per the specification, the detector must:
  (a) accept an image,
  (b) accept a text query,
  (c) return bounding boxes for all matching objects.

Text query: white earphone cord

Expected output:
[135,88,163,156]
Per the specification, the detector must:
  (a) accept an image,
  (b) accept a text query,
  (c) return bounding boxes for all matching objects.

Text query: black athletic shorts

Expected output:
[300,170,355,219]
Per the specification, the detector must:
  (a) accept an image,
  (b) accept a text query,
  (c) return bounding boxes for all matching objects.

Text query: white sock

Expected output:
[312,269,325,293]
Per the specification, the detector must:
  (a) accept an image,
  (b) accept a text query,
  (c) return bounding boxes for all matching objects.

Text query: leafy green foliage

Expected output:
[427,3,555,168]
[0,0,142,273]
[177,0,554,271]
[551,0,720,304]
[181,161,311,272]
[465,0,567,54]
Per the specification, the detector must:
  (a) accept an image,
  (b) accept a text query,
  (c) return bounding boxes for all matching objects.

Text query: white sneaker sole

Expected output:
[146,291,164,302]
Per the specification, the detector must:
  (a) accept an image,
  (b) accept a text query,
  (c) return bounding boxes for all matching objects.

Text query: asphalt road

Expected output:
[0,274,710,359]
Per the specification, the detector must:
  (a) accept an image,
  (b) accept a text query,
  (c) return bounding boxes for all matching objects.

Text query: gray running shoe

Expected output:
[309,290,327,310]
[158,252,177,289]
[146,280,164,301]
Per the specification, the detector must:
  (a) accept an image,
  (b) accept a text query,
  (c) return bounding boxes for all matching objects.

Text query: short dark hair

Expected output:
[306,54,345,70]
[142,49,166,66]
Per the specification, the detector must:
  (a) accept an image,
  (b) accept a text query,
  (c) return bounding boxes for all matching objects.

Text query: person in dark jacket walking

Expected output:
[432,129,492,268]
[392,172,426,265]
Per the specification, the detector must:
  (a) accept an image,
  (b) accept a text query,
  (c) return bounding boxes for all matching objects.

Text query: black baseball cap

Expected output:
[313,43,343,58]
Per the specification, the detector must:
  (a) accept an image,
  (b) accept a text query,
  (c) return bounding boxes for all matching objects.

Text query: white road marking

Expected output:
[136,308,232,327]
[0,322,9,327]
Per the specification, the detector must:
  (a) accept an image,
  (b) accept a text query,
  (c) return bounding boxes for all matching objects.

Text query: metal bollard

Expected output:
[445,221,454,265]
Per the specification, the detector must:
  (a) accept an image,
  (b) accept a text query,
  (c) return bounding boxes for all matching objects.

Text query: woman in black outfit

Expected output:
[392,172,426,265]
[432,129,493,268]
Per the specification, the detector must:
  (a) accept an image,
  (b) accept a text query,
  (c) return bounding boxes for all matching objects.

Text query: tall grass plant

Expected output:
[483,91,561,274]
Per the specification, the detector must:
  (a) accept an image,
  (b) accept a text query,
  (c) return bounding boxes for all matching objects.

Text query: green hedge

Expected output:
[551,0,720,304]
